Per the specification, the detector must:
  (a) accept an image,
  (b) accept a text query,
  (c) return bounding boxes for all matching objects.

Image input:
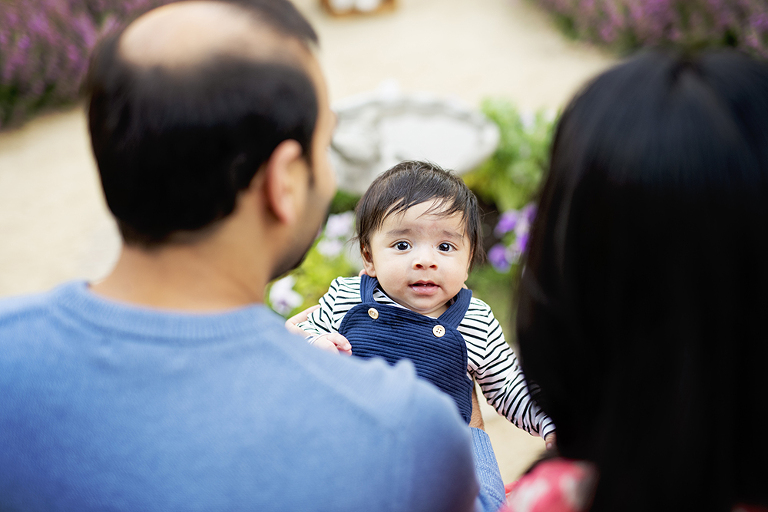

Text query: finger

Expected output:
[314,338,340,355]
[326,333,352,353]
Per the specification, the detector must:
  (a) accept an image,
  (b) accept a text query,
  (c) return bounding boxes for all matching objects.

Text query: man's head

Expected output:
[84,0,335,258]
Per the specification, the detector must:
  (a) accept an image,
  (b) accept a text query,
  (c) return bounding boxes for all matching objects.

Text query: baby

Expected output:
[298,161,554,440]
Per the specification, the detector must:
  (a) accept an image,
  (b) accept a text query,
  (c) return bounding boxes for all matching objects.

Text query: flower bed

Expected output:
[0,0,172,129]
[537,0,768,57]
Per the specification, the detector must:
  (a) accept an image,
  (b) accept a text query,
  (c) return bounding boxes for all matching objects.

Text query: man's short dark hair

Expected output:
[355,161,484,269]
[84,0,319,246]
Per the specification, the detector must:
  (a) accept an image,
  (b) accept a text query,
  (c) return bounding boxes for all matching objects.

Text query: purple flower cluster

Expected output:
[0,0,173,129]
[538,0,768,57]
[489,203,536,273]
[316,211,355,259]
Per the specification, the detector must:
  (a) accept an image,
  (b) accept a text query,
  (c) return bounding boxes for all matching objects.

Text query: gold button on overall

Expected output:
[433,325,446,337]
[368,308,379,320]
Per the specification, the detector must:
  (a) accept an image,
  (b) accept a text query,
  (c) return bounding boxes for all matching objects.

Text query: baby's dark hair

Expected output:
[355,161,483,269]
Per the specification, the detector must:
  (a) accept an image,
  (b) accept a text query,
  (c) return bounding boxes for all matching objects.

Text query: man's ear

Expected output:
[262,139,305,224]
[361,245,377,277]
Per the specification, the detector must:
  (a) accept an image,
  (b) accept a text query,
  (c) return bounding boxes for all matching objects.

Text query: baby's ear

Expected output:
[361,246,377,277]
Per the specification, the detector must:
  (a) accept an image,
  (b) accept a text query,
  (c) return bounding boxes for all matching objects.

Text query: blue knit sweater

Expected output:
[0,282,504,512]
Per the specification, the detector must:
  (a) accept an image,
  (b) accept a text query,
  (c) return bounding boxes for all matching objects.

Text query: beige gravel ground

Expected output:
[0,0,615,484]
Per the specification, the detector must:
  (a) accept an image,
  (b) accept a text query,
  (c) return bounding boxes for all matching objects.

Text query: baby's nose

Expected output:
[412,248,437,269]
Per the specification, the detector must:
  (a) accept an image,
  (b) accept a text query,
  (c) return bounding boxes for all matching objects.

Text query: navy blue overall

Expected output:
[339,275,474,423]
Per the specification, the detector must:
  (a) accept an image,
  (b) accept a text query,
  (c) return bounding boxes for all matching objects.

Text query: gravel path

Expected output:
[0,0,615,483]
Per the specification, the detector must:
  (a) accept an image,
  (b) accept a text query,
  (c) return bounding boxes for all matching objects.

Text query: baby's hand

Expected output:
[284,305,320,336]
[311,333,352,356]
[545,432,557,451]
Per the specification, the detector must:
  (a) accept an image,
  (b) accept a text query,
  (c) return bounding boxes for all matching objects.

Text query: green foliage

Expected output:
[329,189,361,214]
[461,98,558,341]
[463,98,556,212]
[267,212,360,318]
[287,241,359,315]
[466,264,516,336]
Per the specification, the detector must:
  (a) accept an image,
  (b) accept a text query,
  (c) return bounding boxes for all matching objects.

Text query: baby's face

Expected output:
[363,200,471,318]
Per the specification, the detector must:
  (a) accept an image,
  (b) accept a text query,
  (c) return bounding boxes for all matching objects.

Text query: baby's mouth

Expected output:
[410,281,439,292]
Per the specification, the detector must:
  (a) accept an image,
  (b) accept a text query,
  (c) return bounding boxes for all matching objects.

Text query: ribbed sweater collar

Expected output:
[50,281,280,342]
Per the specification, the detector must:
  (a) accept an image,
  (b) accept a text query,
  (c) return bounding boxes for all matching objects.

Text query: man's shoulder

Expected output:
[0,285,81,372]
[291,343,462,429]
[0,285,65,330]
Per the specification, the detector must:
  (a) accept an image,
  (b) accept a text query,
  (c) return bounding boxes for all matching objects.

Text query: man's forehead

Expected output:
[119,1,307,70]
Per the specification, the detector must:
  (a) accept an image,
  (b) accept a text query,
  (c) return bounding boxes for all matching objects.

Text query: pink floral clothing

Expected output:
[503,458,768,512]
[504,459,596,512]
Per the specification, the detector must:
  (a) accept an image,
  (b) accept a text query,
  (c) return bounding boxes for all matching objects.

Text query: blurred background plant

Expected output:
[4,0,766,132]
[537,0,768,57]
[0,0,171,129]
[267,209,361,316]
[463,99,553,333]
[463,98,554,213]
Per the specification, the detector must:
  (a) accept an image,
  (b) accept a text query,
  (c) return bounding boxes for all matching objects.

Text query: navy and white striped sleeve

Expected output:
[297,276,362,337]
[459,298,555,439]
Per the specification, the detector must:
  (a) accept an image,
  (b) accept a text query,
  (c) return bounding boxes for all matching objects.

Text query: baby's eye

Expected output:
[395,241,411,251]
[438,243,454,252]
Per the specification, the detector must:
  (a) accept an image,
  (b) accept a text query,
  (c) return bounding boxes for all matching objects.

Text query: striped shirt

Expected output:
[298,276,555,439]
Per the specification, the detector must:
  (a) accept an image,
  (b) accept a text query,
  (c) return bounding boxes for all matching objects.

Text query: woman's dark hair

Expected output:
[355,161,484,269]
[516,49,768,511]
[84,0,319,246]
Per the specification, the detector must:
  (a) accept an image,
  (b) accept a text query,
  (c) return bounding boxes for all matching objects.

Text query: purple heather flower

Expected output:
[269,276,303,316]
[324,211,355,240]
[488,244,512,273]
[514,231,530,256]
[495,210,519,237]
[514,216,531,238]
[753,13,768,31]
[600,23,617,44]
[521,203,537,223]
[66,44,79,65]
[317,238,344,259]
